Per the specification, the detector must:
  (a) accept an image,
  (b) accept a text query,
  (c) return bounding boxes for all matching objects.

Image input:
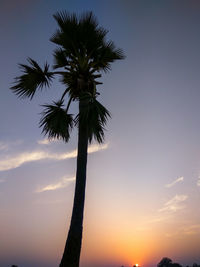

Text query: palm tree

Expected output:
[11,11,124,267]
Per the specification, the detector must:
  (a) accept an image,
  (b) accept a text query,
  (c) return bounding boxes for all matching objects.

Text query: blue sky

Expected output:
[1,1,200,267]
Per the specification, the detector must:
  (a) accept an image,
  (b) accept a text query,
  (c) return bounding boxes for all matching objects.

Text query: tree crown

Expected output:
[11,11,124,143]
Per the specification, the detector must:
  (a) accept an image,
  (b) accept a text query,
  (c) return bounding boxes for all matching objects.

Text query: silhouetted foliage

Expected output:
[158,258,173,267]
[158,258,185,267]
[11,10,124,267]
[172,263,182,267]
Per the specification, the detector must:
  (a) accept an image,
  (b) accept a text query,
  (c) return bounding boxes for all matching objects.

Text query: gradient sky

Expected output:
[1,1,200,267]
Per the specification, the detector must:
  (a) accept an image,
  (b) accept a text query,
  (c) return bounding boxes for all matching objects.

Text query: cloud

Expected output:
[197,178,200,187]
[0,143,108,171]
[37,139,58,145]
[159,194,188,213]
[0,179,5,183]
[136,214,172,232]
[36,176,75,193]
[147,215,171,224]
[182,224,200,235]
[0,151,49,171]
[165,176,184,188]
[37,139,51,145]
[88,143,108,153]
[165,224,200,238]
[0,142,9,151]
[0,140,23,152]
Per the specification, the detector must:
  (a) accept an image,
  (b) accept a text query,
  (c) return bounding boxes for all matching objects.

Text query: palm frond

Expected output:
[39,100,73,142]
[53,11,78,30]
[51,10,124,76]
[51,12,79,57]
[75,97,111,143]
[11,58,53,99]
[78,12,108,56]
[91,41,125,72]
[53,48,69,69]
[79,11,98,29]
[51,11,107,61]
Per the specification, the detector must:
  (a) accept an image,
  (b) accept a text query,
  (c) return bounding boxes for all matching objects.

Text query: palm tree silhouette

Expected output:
[11,11,124,267]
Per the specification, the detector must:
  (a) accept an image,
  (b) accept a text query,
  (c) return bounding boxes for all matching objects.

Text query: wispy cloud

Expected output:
[147,215,171,224]
[136,214,172,232]
[165,176,184,188]
[197,178,200,187]
[182,224,200,235]
[37,139,58,145]
[0,142,9,151]
[166,224,200,238]
[0,143,108,172]
[36,176,75,193]
[88,143,108,153]
[0,151,50,171]
[0,140,23,152]
[37,139,51,145]
[0,179,5,183]
[159,194,188,213]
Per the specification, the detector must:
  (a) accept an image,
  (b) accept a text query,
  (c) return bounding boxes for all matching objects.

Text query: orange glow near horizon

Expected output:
[81,219,161,266]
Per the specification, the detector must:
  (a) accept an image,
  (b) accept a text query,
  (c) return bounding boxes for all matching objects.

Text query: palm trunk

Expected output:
[60,99,88,267]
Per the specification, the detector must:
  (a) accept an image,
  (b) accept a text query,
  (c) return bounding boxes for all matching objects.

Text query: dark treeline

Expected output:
[120,258,200,267]
[11,258,200,267]
[157,257,200,267]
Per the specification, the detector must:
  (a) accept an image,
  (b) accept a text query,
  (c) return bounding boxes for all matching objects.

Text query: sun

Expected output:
[135,264,139,267]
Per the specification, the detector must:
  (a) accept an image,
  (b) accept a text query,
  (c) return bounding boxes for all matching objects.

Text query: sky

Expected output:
[1,0,200,267]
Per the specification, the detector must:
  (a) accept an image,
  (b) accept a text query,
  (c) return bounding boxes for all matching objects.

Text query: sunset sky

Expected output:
[1,1,200,267]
